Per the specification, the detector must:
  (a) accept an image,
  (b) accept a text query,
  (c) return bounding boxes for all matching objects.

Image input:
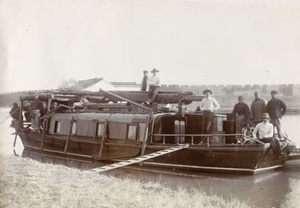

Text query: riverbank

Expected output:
[0,155,251,208]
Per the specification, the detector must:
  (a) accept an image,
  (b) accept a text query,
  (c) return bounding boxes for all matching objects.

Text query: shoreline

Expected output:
[0,155,251,208]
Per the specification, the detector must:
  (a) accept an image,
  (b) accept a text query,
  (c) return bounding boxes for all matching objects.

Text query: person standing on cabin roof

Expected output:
[266,90,287,140]
[252,113,281,154]
[140,70,149,91]
[250,91,267,126]
[200,89,220,133]
[232,96,249,136]
[30,95,45,133]
[147,68,161,104]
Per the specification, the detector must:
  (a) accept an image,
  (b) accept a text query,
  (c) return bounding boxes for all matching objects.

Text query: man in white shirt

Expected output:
[252,113,280,154]
[147,68,161,104]
[200,89,220,133]
[252,113,273,139]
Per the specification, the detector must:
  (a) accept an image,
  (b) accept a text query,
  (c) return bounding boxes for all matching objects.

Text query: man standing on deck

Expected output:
[9,102,22,128]
[200,89,220,133]
[266,90,287,140]
[147,68,161,104]
[250,91,267,126]
[30,95,44,133]
[232,96,249,136]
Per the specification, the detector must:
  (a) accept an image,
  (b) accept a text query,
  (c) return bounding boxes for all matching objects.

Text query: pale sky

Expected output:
[0,0,300,93]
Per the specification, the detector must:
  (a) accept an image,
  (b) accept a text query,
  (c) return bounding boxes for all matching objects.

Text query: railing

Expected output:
[150,133,264,146]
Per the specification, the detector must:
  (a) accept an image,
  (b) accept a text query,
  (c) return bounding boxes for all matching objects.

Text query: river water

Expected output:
[0,108,299,208]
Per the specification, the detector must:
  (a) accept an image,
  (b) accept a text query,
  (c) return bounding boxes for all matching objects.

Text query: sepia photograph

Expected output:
[0,0,300,207]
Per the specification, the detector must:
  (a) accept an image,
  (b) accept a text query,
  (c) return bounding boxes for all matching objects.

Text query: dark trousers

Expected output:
[260,137,281,154]
[271,118,282,139]
[147,86,160,103]
[202,110,214,133]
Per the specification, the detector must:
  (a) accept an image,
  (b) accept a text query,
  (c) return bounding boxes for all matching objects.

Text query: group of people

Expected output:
[232,90,287,141]
[201,89,286,153]
[140,68,161,105]
[140,69,287,143]
[9,95,45,133]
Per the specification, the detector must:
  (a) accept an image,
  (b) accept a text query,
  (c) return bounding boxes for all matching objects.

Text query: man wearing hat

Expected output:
[199,89,220,133]
[140,70,149,91]
[266,90,287,139]
[250,91,267,126]
[252,113,281,154]
[147,68,161,104]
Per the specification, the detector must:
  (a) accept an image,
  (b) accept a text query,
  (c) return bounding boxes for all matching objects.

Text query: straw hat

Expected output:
[261,113,270,119]
[151,68,159,73]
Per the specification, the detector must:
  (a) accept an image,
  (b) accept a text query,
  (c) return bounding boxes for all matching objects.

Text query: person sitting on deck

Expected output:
[50,102,66,113]
[140,70,149,91]
[199,89,220,134]
[252,113,281,154]
[146,68,161,105]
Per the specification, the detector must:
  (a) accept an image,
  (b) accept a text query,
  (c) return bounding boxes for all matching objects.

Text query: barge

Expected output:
[13,90,290,174]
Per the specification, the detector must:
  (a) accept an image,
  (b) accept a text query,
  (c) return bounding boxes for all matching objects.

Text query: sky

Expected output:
[0,0,300,93]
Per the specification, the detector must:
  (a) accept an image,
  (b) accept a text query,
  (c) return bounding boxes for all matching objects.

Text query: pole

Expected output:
[13,103,23,148]
[100,89,152,111]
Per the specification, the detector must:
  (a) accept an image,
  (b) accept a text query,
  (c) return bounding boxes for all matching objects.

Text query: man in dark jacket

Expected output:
[232,96,249,136]
[140,70,149,91]
[10,103,21,120]
[266,90,287,139]
[9,102,22,128]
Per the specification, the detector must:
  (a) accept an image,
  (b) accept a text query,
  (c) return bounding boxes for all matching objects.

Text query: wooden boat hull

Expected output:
[19,131,290,174]
[20,131,141,160]
[143,144,289,174]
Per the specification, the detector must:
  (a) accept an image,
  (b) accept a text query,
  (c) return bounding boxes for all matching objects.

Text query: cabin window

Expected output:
[76,121,96,137]
[54,121,61,133]
[71,122,77,135]
[96,123,105,137]
[108,122,127,140]
[127,124,137,140]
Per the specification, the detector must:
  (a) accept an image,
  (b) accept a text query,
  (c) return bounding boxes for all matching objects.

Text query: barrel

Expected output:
[209,132,226,145]
[223,120,237,144]
[212,114,226,132]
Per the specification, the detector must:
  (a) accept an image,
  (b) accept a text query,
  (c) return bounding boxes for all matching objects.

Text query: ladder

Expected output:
[90,144,189,173]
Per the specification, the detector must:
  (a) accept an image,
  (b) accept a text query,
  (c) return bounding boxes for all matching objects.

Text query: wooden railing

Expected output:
[150,133,264,145]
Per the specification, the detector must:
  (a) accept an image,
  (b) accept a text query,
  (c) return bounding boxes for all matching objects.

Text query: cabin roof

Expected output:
[68,78,103,91]
[20,90,204,105]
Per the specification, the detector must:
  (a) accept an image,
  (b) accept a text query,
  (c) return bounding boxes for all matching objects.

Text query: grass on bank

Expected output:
[0,156,251,208]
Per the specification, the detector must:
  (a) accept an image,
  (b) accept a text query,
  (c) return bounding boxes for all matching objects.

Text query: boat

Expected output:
[13,89,290,174]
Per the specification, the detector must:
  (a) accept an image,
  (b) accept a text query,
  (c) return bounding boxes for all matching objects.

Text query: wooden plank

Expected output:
[141,117,149,156]
[91,144,189,173]
[64,118,75,153]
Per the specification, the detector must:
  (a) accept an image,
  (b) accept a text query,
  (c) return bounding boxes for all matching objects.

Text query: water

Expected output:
[0,108,299,208]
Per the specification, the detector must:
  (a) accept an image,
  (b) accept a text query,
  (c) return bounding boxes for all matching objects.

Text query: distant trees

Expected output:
[58,79,77,90]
